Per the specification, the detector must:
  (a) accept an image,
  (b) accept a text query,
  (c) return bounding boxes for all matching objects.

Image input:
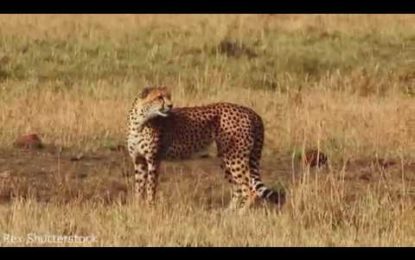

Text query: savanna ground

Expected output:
[0,14,414,246]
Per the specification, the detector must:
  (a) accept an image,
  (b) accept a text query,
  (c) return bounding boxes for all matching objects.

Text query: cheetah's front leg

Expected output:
[133,156,148,201]
[145,156,160,206]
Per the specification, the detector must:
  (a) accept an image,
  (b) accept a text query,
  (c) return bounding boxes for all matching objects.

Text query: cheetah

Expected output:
[126,86,285,211]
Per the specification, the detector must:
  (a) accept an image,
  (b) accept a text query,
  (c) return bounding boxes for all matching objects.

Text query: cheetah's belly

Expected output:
[162,135,214,160]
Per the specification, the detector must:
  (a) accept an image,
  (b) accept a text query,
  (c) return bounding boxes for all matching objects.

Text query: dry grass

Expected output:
[0,14,414,246]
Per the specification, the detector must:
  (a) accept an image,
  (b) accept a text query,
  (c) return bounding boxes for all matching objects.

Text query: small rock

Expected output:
[14,133,43,150]
[77,173,88,179]
[0,55,10,65]
[217,39,257,58]
[70,153,84,161]
[359,173,372,181]
[376,158,396,169]
[303,149,328,167]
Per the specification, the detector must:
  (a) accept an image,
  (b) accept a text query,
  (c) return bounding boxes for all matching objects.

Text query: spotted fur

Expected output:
[127,86,285,210]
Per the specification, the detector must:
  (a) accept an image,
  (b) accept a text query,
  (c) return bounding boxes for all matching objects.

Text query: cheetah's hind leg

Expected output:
[224,156,253,212]
[220,159,242,211]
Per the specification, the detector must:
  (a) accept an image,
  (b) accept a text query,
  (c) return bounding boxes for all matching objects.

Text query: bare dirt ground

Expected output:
[1,144,414,208]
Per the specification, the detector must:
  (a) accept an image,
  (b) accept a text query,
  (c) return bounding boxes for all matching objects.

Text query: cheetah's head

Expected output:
[134,86,173,120]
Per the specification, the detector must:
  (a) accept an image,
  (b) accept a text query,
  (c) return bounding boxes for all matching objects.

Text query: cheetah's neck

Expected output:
[128,107,148,134]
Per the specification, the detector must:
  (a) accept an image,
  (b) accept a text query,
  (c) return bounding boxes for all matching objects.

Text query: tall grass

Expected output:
[0,14,414,246]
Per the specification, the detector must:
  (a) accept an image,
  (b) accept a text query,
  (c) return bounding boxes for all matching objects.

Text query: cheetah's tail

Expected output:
[250,176,286,207]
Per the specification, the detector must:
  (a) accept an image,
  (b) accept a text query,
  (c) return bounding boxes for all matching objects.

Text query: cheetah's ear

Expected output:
[140,86,152,99]
[160,85,171,94]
